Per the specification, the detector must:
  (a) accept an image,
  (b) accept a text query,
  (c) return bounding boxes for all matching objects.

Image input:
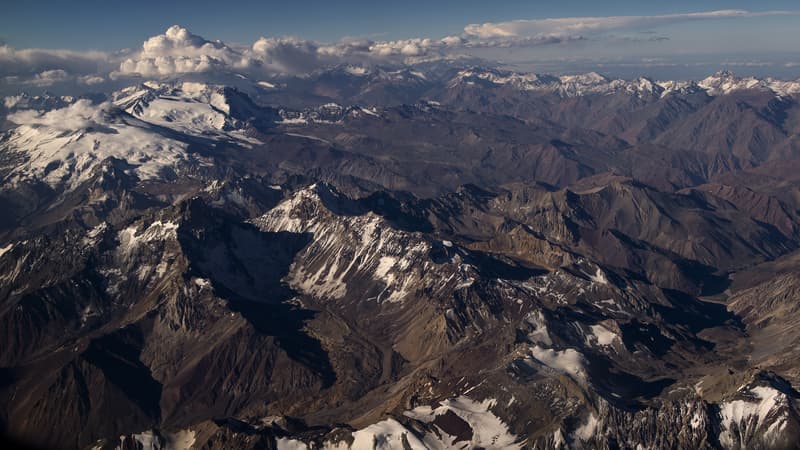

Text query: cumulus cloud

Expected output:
[24,69,70,86]
[463,9,793,40]
[250,37,327,73]
[110,25,479,79]
[79,75,106,85]
[115,25,253,77]
[369,38,440,57]
[112,24,488,79]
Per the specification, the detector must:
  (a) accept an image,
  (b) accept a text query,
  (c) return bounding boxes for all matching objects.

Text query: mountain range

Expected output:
[2,65,800,449]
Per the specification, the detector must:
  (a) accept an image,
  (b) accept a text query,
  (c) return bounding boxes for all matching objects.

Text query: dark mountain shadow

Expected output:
[657,289,744,334]
[757,371,800,397]
[464,250,548,281]
[222,301,335,386]
[176,199,335,385]
[311,183,368,216]
[619,320,675,357]
[360,190,435,233]
[586,355,675,411]
[608,229,732,295]
[295,183,437,234]
[0,366,14,390]
[0,434,52,450]
[81,324,162,421]
[691,269,731,296]
[426,238,550,281]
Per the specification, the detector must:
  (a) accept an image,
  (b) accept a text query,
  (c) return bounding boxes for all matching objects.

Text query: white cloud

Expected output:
[463,10,793,40]
[369,38,436,57]
[0,45,109,77]
[27,69,70,86]
[79,75,106,85]
[114,25,472,78]
[0,44,113,91]
[116,25,253,77]
[250,37,326,73]
[7,99,109,131]
[2,68,107,88]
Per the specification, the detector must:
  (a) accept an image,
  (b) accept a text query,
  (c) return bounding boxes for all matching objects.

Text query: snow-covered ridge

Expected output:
[311,64,430,83]
[277,103,381,124]
[1,81,270,191]
[450,68,800,98]
[251,184,495,305]
[275,395,520,450]
[697,69,800,96]
[1,99,195,190]
[251,184,435,304]
[404,396,522,449]
[718,380,800,449]
[111,82,260,143]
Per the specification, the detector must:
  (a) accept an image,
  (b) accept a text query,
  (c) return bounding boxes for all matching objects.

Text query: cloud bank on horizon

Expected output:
[462,9,789,38]
[1,9,798,91]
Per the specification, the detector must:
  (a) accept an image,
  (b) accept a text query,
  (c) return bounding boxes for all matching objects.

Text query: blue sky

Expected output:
[1,0,798,50]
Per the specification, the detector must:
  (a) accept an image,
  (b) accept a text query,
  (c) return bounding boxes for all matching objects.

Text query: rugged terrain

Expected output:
[2,67,800,449]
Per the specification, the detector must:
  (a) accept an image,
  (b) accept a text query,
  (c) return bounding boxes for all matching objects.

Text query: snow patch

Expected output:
[359,107,380,117]
[529,345,587,384]
[405,396,521,449]
[118,220,179,255]
[284,132,331,144]
[374,256,397,280]
[349,418,430,450]
[0,243,13,259]
[344,66,369,76]
[167,430,196,450]
[276,438,309,450]
[194,278,211,289]
[588,268,608,285]
[690,408,704,430]
[524,310,552,346]
[574,413,599,441]
[123,430,195,450]
[586,324,618,347]
[278,117,309,124]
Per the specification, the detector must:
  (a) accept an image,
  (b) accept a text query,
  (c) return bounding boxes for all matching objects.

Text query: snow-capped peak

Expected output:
[718,375,800,449]
[2,81,265,193]
[447,67,800,99]
[559,71,608,85]
[1,99,195,190]
[109,82,261,143]
[698,70,764,95]
[343,65,370,76]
